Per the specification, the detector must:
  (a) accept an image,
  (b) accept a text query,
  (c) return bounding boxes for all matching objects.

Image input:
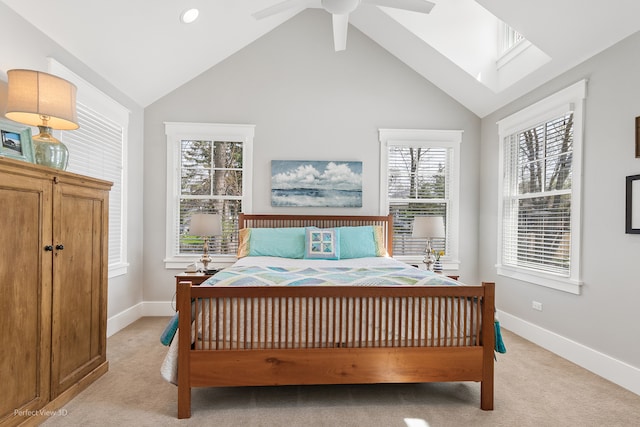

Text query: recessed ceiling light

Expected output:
[180,8,199,24]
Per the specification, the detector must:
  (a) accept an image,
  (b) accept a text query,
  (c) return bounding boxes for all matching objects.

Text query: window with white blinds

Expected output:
[165,123,254,267]
[497,80,586,294]
[50,59,129,278]
[379,129,461,268]
[62,104,125,275]
[498,21,525,55]
[388,145,450,255]
[501,113,573,274]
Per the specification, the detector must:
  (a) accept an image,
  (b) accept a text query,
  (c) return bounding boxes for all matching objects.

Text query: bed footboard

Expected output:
[176,281,495,418]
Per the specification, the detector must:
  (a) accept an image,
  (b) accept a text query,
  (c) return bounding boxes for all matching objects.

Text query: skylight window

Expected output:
[499,22,525,55]
[379,0,550,93]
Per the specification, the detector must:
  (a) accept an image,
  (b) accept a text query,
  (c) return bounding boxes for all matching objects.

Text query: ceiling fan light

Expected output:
[322,0,360,15]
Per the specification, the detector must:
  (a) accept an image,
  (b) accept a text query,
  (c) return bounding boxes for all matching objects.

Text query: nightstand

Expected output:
[175,272,212,287]
[410,264,459,281]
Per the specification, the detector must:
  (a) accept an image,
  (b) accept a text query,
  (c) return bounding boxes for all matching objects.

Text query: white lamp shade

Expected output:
[5,69,79,130]
[412,216,445,238]
[189,213,222,236]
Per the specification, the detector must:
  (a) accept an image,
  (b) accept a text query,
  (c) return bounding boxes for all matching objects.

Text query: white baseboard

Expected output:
[498,310,640,396]
[107,301,175,337]
[141,301,176,317]
[106,303,144,337]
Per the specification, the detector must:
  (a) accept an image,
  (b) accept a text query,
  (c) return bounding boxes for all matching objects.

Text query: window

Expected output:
[379,129,461,268]
[498,21,525,55]
[165,122,254,268]
[497,80,586,294]
[50,59,130,278]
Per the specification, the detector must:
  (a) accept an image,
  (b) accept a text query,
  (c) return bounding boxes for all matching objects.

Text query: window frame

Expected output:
[49,58,130,278]
[164,122,254,269]
[497,21,528,68]
[496,80,586,294]
[379,129,461,269]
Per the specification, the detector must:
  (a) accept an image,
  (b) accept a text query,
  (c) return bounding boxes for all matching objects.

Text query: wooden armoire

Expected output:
[0,157,111,426]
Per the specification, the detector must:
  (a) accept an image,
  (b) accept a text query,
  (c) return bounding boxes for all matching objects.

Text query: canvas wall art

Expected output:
[271,160,363,207]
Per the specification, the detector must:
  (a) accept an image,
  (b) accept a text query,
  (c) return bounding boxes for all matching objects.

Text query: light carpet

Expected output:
[41,317,640,427]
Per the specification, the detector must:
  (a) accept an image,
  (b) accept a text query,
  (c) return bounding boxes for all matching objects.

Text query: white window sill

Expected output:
[496,265,582,295]
[108,262,129,278]
[496,39,532,69]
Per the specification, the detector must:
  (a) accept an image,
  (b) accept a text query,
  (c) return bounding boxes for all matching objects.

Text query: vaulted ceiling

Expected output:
[3,0,640,117]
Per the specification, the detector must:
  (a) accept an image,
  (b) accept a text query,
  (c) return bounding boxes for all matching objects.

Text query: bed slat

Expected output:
[191,290,482,350]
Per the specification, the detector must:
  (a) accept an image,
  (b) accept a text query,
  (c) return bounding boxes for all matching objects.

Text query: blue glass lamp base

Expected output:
[34,139,69,171]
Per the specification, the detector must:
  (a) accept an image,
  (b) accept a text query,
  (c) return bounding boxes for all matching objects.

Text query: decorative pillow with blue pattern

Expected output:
[304,228,340,260]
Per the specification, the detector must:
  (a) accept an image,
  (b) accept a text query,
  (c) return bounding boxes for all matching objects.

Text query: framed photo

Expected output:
[636,116,640,158]
[0,120,34,163]
[271,160,363,207]
[626,175,640,234]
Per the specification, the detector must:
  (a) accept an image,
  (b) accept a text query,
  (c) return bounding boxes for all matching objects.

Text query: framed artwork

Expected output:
[626,175,640,234]
[636,116,640,158]
[271,160,363,207]
[0,120,34,163]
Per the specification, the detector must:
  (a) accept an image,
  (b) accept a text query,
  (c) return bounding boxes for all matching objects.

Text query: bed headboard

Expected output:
[239,214,394,256]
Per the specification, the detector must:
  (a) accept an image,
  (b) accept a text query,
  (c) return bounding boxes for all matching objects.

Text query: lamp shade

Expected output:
[189,214,222,237]
[5,69,79,130]
[412,216,445,238]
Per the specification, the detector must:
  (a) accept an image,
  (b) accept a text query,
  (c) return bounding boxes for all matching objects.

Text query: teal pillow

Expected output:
[304,228,340,260]
[248,227,306,258]
[338,226,377,259]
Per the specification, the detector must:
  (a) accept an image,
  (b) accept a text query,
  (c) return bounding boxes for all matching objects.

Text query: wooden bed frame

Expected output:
[176,214,495,418]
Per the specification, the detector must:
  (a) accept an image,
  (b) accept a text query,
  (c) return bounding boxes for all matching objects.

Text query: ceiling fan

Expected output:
[252,0,435,51]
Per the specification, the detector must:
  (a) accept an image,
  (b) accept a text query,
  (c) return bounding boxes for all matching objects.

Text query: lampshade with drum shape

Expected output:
[189,213,222,273]
[4,69,79,170]
[412,216,445,271]
[412,216,445,240]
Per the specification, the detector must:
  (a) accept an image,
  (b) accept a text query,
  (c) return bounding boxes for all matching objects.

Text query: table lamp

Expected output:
[4,69,79,170]
[412,216,445,271]
[189,213,222,273]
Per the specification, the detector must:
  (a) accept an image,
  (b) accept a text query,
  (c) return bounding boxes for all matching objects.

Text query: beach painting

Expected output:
[271,160,363,207]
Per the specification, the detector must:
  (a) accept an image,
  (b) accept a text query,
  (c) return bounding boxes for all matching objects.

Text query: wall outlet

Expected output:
[532,301,543,311]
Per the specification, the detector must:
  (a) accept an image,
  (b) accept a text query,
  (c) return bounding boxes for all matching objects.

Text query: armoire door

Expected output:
[0,168,52,425]
[50,179,109,398]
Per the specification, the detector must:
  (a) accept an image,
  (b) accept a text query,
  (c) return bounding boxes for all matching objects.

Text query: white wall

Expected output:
[0,3,145,333]
[480,31,640,391]
[143,10,482,305]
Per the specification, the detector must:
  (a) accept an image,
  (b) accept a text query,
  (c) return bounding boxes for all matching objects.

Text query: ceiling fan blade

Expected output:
[363,0,435,14]
[252,0,309,20]
[332,14,349,51]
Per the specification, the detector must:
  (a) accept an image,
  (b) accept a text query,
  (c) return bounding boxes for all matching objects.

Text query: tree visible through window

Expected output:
[497,80,585,293]
[179,139,243,255]
[165,122,254,265]
[379,128,462,267]
[502,113,573,274]
[388,145,449,256]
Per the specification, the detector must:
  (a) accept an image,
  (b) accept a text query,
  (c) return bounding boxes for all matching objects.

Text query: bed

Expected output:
[166,214,496,418]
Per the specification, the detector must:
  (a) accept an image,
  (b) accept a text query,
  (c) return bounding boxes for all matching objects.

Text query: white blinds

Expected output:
[62,103,124,269]
[388,145,450,256]
[502,113,573,275]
